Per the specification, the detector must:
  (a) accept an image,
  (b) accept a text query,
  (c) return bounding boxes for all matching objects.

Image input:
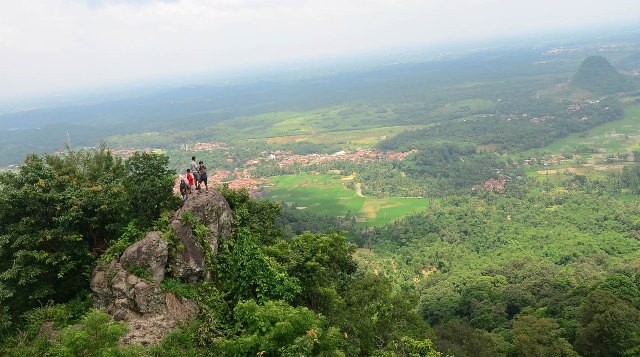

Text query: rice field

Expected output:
[263,173,430,226]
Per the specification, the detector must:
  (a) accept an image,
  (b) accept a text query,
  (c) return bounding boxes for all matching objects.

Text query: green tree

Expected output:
[0,148,177,334]
[434,319,509,357]
[214,300,345,356]
[333,272,432,356]
[574,290,640,357]
[123,152,177,229]
[598,273,640,307]
[513,315,577,357]
[0,155,94,332]
[46,145,129,250]
[219,229,301,303]
[372,337,442,357]
[270,232,357,311]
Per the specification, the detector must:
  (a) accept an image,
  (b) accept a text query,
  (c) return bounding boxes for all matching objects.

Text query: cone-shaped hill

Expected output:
[571,55,634,95]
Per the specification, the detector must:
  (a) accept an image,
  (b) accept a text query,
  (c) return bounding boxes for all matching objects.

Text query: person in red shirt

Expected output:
[186,169,196,196]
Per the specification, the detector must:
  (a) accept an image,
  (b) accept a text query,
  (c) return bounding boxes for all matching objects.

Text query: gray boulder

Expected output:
[91,231,169,317]
[120,292,198,346]
[120,231,168,283]
[171,190,233,282]
[90,243,197,346]
[90,188,233,346]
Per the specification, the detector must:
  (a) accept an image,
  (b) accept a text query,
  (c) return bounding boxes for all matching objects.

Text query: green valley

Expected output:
[3,31,640,357]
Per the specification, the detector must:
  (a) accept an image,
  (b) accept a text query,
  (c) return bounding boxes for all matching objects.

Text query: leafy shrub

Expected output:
[160,277,197,300]
[218,228,301,303]
[150,326,200,357]
[3,309,144,357]
[372,337,442,357]
[122,264,154,281]
[213,300,345,356]
[102,220,145,263]
[219,187,283,244]
[52,309,144,357]
[20,296,93,337]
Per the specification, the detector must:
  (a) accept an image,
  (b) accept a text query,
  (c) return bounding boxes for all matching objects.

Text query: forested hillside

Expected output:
[0,148,440,356]
[3,136,640,356]
[1,35,640,357]
[362,190,640,356]
[571,56,636,95]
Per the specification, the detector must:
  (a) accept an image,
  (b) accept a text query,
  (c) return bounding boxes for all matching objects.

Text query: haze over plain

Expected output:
[1,0,639,100]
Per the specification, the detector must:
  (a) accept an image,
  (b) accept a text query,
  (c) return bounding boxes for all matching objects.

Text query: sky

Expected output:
[0,0,639,100]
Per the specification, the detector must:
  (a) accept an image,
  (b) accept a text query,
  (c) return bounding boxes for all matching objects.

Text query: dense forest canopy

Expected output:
[3,140,640,356]
[0,149,441,356]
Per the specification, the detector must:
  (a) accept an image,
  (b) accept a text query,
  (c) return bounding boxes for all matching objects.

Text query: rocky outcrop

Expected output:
[120,231,168,283]
[171,190,233,282]
[91,231,197,345]
[90,189,233,346]
[91,256,167,319]
[119,292,198,346]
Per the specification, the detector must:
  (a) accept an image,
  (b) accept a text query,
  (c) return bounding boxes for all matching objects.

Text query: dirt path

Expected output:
[355,182,365,197]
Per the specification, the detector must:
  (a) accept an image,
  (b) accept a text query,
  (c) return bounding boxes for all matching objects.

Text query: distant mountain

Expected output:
[571,55,634,95]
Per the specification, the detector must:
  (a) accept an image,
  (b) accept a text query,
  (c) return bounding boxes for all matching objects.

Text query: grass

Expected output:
[521,104,640,180]
[544,105,640,155]
[261,125,426,148]
[232,102,437,150]
[617,192,640,202]
[228,104,405,139]
[263,173,429,226]
[359,197,431,226]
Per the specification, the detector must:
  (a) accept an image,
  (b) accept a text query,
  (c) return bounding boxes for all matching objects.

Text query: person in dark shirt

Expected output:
[179,178,188,202]
[197,161,208,193]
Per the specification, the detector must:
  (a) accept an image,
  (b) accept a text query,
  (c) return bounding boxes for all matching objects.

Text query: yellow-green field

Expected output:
[260,125,426,148]
[263,173,431,226]
[525,105,640,180]
[230,104,405,139]
[545,105,640,156]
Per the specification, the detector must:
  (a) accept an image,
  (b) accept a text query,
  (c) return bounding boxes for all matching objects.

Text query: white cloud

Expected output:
[0,0,638,99]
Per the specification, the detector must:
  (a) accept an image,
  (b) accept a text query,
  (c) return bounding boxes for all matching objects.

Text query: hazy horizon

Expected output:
[1,0,639,101]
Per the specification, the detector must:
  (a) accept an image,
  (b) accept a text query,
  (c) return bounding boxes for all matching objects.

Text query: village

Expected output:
[244,148,417,168]
[82,142,588,196]
[172,142,418,196]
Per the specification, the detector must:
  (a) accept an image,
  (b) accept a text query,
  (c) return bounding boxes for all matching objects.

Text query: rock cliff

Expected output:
[90,190,233,345]
[171,189,233,282]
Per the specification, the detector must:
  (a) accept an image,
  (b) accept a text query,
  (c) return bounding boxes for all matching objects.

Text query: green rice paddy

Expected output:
[545,105,640,154]
[263,173,430,226]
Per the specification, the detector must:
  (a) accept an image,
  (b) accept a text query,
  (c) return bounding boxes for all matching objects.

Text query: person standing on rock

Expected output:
[186,169,196,196]
[179,178,188,202]
[197,161,208,193]
[190,156,199,189]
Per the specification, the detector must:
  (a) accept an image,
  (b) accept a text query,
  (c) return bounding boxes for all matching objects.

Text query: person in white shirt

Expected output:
[190,156,199,188]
